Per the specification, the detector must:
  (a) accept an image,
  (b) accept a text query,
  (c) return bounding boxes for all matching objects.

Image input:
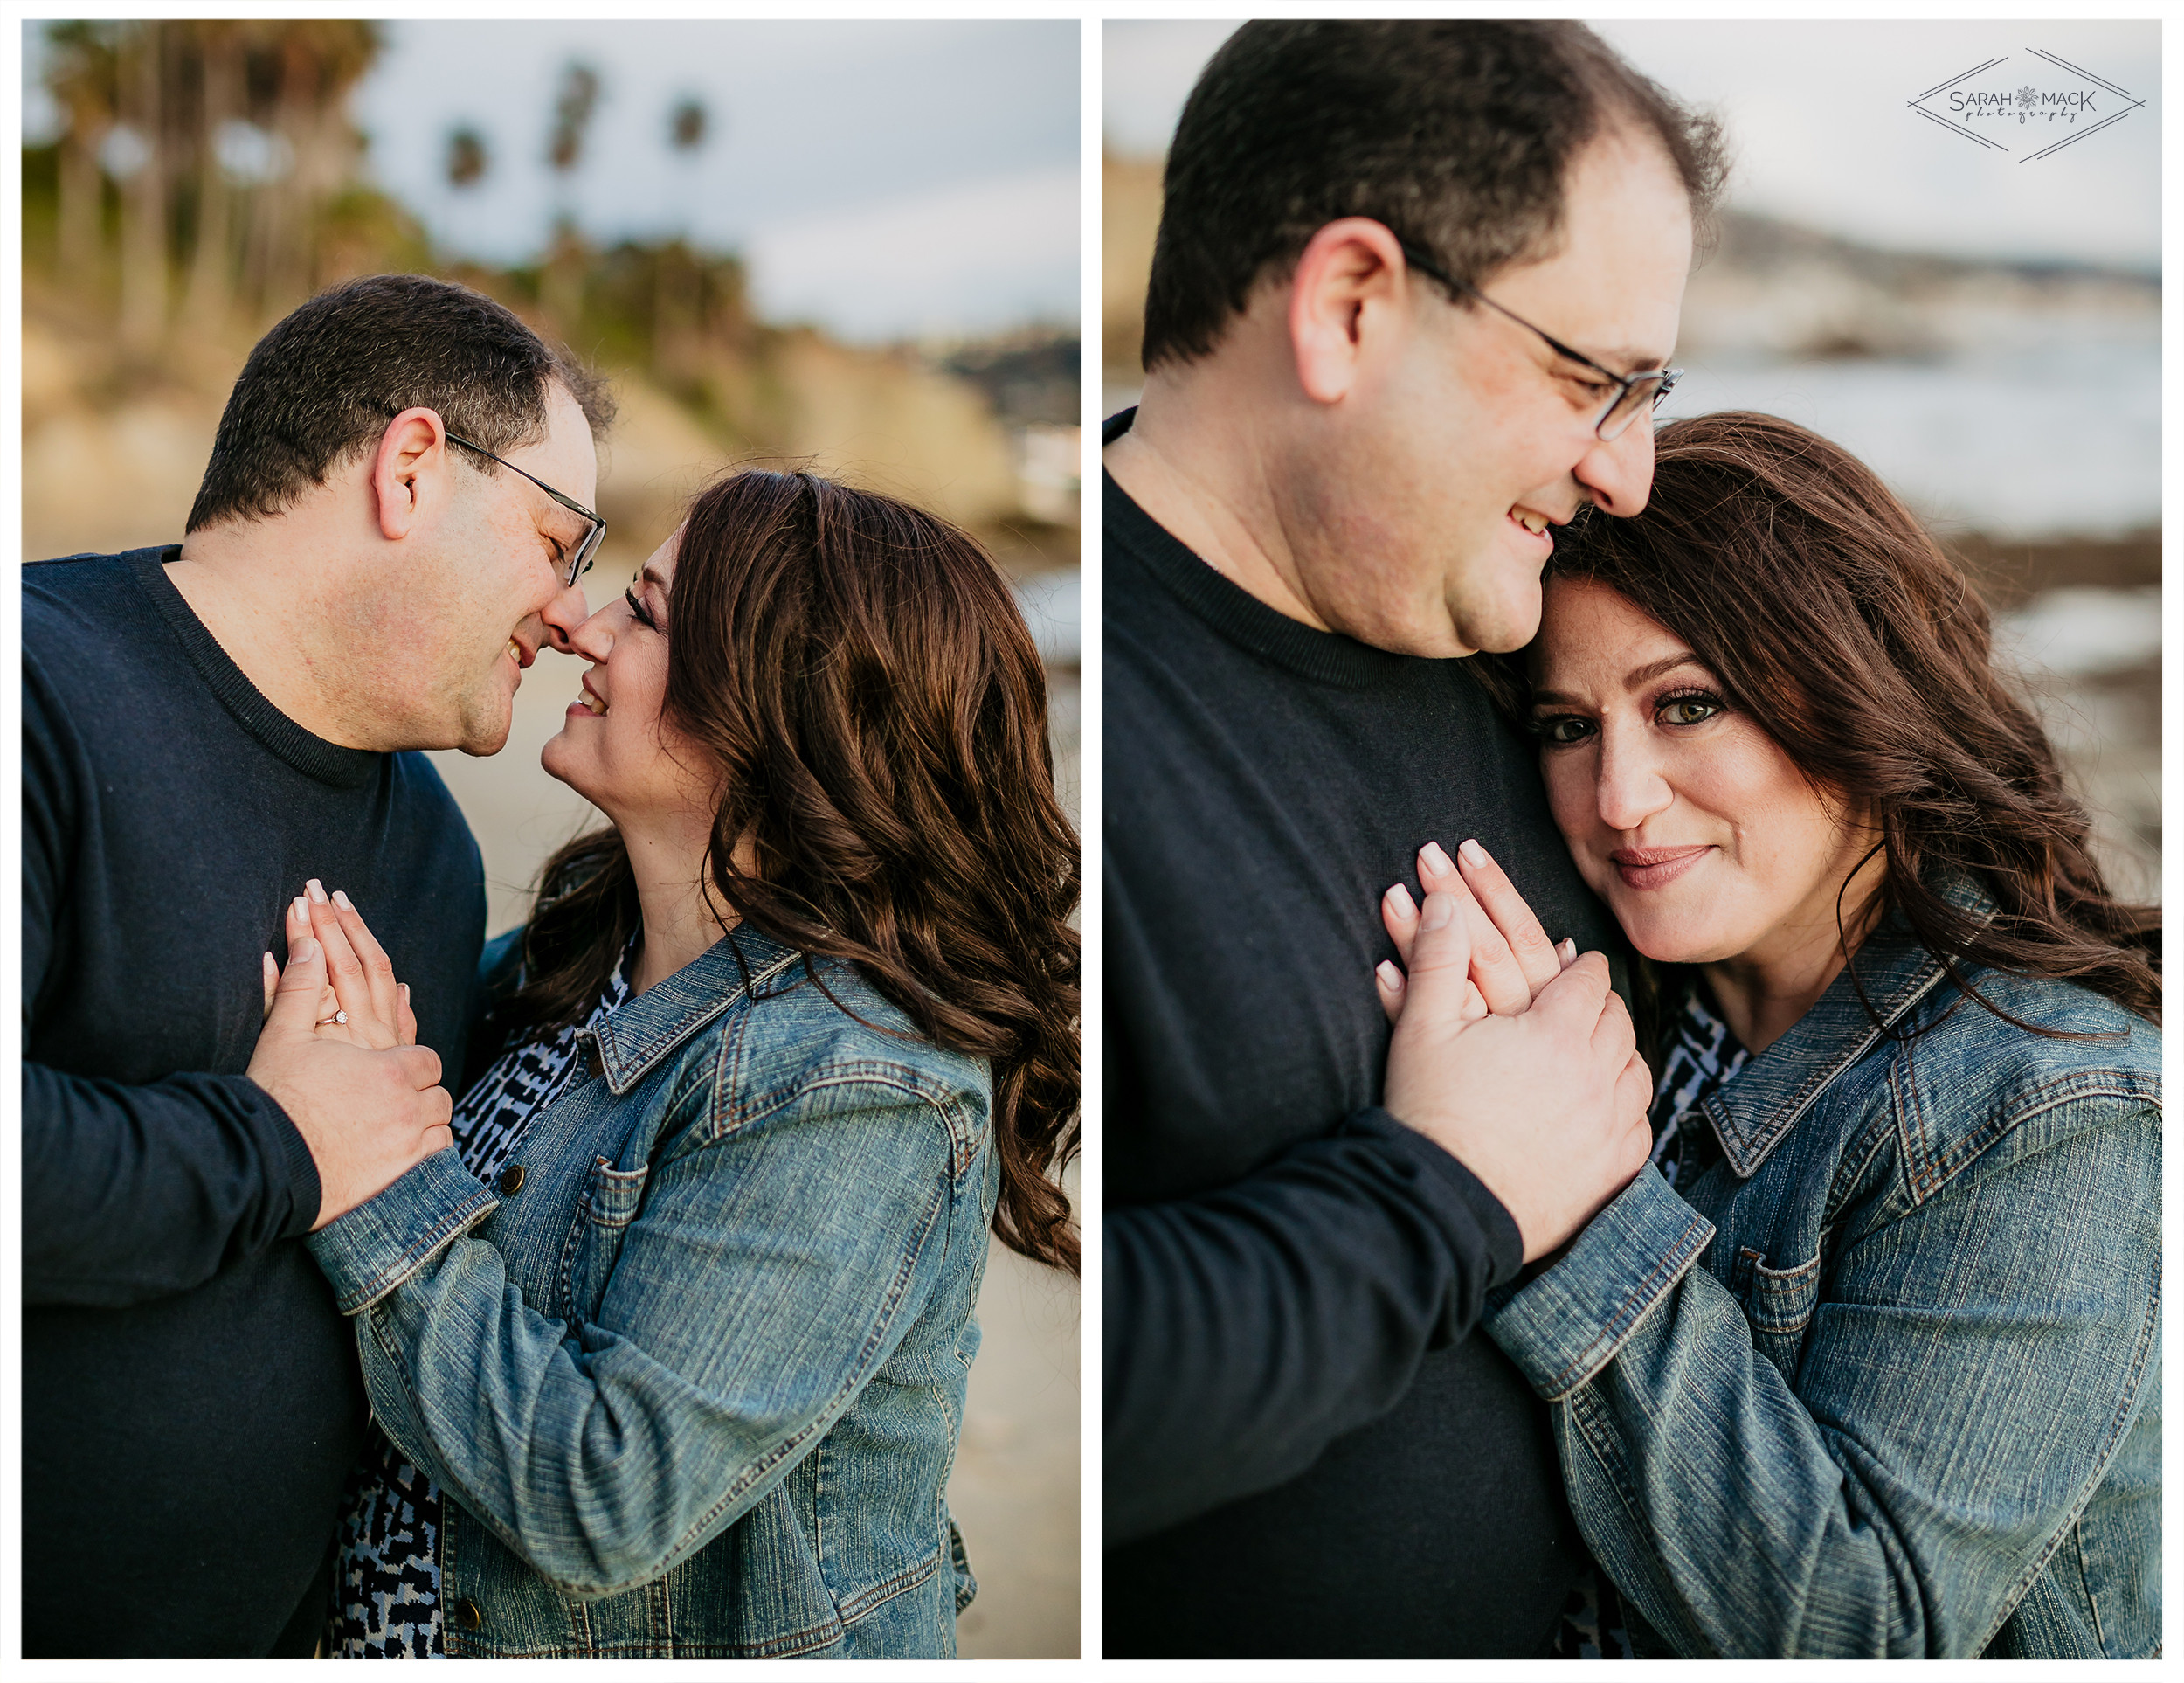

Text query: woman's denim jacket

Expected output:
[1488,889,2160,1658]
[309,925,999,1657]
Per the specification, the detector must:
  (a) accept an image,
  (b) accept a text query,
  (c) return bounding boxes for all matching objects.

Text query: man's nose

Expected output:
[539,578,592,654]
[1574,416,1655,518]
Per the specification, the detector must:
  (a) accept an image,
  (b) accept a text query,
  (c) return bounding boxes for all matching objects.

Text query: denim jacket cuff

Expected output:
[1484,1166,1715,1401]
[306,1146,498,1316]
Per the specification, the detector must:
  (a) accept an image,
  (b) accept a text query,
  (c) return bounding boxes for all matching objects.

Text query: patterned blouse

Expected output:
[1554,979,1748,1660]
[327,946,634,1658]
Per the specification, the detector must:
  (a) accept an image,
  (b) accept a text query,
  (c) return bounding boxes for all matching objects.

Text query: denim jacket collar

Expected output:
[579,924,806,1097]
[1701,874,1996,1180]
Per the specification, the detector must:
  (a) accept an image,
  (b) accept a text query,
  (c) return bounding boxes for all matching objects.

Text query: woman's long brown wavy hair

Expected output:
[1486,410,2158,1037]
[494,470,1082,1273]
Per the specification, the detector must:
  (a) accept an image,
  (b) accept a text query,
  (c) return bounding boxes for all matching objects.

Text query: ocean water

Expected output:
[1665,339,2160,542]
[1108,332,2160,544]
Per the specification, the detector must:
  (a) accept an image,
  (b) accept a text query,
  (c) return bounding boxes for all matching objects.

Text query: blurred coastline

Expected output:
[1105,149,2159,904]
[22,20,1078,1658]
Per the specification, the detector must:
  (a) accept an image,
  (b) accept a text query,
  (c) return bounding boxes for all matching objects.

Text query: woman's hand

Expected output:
[1375,839,1579,1025]
[249,882,451,1228]
[259,880,418,1049]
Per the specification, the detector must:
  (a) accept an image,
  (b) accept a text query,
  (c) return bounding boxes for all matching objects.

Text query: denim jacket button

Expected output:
[452,1597,483,1631]
[497,1163,526,1197]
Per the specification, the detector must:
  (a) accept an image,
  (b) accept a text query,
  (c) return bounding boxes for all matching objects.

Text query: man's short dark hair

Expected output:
[1142,21,1729,371]
[186,274,617,532]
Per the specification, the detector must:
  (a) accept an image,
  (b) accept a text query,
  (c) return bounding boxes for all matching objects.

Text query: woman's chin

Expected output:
[538,731,592,799]
[1621,910,1732,967]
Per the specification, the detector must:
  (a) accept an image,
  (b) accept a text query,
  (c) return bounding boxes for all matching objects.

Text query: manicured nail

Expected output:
[1376,960,1406,992]
[306,879,328,904]
[292,937,318,963]
[332,890,354,912]
[1459,839,1489,869]
[292,896,309,925]
[1421,841,1454,877]
[1559,938,1577,965]
[1384,883,1417,919]
[1420,893,1455,932]
[399,983,410,1005]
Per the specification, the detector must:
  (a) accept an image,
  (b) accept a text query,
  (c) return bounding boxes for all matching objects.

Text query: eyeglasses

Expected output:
[442,429,606,587]
[1397,240,1681,442]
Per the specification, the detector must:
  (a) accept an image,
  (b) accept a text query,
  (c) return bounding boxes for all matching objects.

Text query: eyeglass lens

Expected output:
[1597,374,1670,442]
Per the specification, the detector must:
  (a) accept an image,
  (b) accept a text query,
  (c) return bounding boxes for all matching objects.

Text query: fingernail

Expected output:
[1421,841,1454,877]
[333,890,353,911]
[307,879,328,904]
[292,896,309,924]
[1420,893,1455,932]
[1559,938,1577,964]
[1384,883,1417,919]
[399,983,410,1004]
[293,937,318,963]
[1459,838,1489,869]
[1376,960,1405,992]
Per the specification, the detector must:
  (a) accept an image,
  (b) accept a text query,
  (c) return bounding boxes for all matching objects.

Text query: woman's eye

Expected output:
[1532,715,1595,746]
[624,587,657,631]
[1658,694,1722,727]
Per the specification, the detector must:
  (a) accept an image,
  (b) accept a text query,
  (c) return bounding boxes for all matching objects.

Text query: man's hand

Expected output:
[247,908,453,1230]
[1379,882,1652,1263]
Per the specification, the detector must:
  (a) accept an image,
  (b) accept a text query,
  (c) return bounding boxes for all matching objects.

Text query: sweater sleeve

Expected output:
[22,648,323,1307]
[1103,1104,1524,1545]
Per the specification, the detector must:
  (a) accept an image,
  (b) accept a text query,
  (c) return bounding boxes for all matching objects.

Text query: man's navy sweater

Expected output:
[1102,419,1628,1657]
[23,548,485,1656]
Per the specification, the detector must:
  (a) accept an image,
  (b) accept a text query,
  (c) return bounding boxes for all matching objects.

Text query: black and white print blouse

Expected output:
[327,945,634,1659]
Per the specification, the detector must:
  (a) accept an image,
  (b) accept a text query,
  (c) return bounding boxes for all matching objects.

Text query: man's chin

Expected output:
[454,703,515,758]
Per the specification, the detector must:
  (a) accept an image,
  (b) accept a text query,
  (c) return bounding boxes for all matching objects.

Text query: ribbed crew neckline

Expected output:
[1102,407,1423,691]
[129,545,384,790]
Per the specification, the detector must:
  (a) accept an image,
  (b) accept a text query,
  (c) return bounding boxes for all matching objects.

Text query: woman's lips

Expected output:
[1609,844,1711,890]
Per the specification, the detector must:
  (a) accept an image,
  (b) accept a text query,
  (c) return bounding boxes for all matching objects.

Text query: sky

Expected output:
[1104,19,2160,271]
[24,20,1081,344]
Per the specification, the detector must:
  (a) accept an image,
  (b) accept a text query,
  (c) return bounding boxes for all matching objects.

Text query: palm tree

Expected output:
[45,23,117,284]
[541,61,602,329]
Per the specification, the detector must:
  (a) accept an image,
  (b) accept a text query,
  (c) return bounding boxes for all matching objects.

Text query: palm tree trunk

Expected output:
[184,30,241,328]
[117,23,167,350]
[56,131,104,280]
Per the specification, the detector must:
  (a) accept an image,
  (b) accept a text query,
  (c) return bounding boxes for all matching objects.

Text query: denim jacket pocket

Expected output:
[563,1156,653,1323]
[1736,1247,1821,1389]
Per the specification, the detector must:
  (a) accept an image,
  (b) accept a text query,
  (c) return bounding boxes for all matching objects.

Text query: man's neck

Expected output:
[1105,384,1332,633]
[167,529,380,750]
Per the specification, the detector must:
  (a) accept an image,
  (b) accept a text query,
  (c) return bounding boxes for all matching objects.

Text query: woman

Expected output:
[1375,412,2158,1658]
[267,470,1078,1657]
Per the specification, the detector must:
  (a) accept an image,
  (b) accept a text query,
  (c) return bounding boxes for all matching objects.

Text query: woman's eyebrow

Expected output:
[1528,654,1707,710]
[1623,653,1706,689]
[639,564,669,593]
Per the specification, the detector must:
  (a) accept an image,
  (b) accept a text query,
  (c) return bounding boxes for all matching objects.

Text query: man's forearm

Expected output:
[22,1062,321,1307]
[1104,1107,1522,1544]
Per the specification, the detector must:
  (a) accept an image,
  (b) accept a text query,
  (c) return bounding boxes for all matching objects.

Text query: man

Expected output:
[1103,22,1724,1656]
[23,274,614,1656]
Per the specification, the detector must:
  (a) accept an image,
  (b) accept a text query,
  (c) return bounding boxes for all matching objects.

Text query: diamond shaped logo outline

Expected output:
[1906,47,2147,162]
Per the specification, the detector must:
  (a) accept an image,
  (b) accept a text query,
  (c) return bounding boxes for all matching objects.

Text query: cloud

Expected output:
[747,164,1080,343]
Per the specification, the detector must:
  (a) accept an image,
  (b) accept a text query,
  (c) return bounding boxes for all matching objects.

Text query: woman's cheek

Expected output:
[1540,753,1598,855]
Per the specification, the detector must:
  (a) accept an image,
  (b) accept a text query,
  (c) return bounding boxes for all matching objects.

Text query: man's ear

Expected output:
[371,408,450,542]
[1286,218,1412,406]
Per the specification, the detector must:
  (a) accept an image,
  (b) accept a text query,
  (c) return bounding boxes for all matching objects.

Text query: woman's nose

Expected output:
[1595,731,1674,832]
[562,601,616,661]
